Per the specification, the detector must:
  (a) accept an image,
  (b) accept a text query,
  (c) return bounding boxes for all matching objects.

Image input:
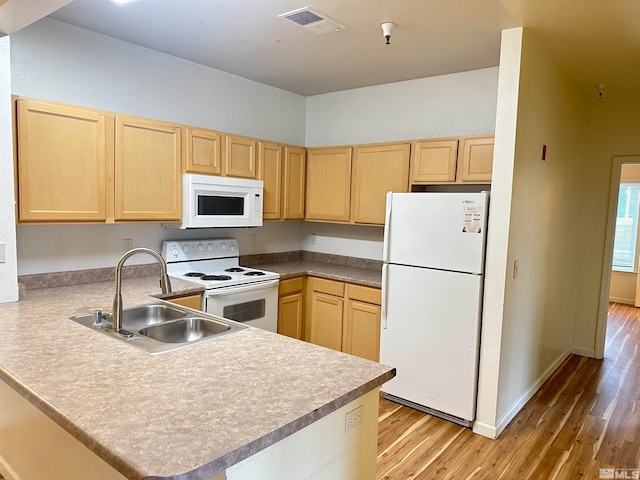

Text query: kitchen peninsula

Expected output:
[0,276,394,480]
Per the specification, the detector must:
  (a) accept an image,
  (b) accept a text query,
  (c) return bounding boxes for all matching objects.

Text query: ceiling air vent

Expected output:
[278,7,346,35]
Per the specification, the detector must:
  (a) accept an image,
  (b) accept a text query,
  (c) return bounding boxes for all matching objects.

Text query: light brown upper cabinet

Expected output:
[305,147,352,222]
[223,134,257,179]
[114,115,182,221]
[351,143,410,225]
[410,135,494,185]
[410,138,459,183]
[258,143,305,221]
[458,136,494,183]
[16,99,110,222]
[282,146,306,220]
[184,126,221,175]
[258,141,283,220]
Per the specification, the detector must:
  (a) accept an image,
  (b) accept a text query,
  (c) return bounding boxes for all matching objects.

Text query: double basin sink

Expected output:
[70,303,246,354]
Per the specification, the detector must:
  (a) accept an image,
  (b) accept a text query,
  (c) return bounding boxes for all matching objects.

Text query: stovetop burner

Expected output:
[184,272,206,278]
[244,271,266,277]
[201,275,233,281]
[225,267,245,273]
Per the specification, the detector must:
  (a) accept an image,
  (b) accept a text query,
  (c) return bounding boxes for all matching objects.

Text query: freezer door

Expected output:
[380,264,483,422]
[383,192,488,274]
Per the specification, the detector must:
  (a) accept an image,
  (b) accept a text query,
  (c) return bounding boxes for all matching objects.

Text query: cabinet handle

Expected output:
[381,263,389,330]
[383,192,392,263]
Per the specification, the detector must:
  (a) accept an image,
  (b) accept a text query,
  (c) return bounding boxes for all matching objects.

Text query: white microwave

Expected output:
[164,174,263,229]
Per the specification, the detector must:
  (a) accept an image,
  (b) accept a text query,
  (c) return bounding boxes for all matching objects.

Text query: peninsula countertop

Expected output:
[0,276,394,479]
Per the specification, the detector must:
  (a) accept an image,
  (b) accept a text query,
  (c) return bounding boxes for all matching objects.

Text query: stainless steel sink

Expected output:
[70,302,246,354]
[139,318,231,343]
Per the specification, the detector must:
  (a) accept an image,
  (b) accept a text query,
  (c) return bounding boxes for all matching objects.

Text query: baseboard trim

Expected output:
[608,296,634,305]
[571,346,596,358]
[493,349,572,438]
[472,420,497,439]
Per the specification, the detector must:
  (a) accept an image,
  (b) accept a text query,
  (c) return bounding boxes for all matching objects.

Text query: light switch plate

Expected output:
[0,243,5,263]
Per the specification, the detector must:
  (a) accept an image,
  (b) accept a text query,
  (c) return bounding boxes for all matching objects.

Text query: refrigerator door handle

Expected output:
[383,192,393,263]
[381,263,389,329]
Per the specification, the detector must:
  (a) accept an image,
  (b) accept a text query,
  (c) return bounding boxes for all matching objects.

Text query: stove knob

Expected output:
[197,244,204,252]
[221,243,227,250]
[207,243,214,251]
[230,244,236,252]
[183,245,190,253]
[171,248,179,257]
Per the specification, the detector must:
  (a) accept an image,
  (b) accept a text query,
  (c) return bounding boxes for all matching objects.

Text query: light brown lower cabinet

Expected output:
[278,277,304,339]
[165,292,203,310]
[305,277,381,362]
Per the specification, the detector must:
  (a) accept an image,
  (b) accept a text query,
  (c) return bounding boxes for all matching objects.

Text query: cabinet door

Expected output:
[224,134,256,179]
[114,115,182,221]
[343,299,381,362]
[410,139,458,183]
[306,147,352,222]
[16,99,109,222]
[278,292,304,340]
[309,291,344,351]
[351,143,410,225]
[259,141,282,220]
[458,136,494,183]
[184,127,221,175]
[167,293,203,310]
[283,146,306,220]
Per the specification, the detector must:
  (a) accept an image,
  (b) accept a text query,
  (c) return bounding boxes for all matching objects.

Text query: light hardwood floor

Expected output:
[377,302,640,480]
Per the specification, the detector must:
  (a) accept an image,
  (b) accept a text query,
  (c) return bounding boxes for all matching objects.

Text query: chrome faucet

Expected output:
[111,247,172,334]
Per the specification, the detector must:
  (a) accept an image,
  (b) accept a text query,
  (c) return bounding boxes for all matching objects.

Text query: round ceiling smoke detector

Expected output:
[381,22,396,45]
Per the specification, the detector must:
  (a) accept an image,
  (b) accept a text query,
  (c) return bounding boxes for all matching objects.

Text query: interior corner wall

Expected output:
[0,36,18,301]
[9,18,306,275]
[572,94,640,353]
[494,28,589,433]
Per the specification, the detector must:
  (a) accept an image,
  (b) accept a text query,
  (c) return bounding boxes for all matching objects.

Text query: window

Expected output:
[612,182,640,271]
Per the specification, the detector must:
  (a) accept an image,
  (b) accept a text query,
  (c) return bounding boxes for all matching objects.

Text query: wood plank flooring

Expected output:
[377,302,640,480]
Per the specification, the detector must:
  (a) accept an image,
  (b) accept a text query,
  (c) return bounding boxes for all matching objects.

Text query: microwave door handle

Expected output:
[205,279,279,296]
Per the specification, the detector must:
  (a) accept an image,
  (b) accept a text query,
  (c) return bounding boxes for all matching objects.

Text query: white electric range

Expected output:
[162,238,280,332]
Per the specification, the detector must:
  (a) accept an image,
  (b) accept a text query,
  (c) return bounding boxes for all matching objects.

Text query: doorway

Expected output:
[596,155,640,358]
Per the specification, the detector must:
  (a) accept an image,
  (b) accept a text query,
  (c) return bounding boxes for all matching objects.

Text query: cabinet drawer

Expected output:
[310,277,344,297]
[346,284,381,305]
[279,277,304,296]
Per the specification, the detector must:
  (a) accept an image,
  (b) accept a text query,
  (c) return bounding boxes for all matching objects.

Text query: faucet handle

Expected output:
[93,310,109,326]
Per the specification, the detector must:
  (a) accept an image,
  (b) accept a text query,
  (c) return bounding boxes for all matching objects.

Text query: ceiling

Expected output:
[26,0,640,98]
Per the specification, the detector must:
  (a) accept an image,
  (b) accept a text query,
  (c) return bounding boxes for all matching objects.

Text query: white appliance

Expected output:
[164,174,264,229]
[162,238,279,332]
[380,191,489,427]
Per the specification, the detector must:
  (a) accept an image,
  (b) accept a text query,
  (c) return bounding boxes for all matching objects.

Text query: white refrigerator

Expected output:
[380,191,489,426]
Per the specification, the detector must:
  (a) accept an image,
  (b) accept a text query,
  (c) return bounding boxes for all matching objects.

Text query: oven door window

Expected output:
[197,195,244,216]
[223,299,265,323]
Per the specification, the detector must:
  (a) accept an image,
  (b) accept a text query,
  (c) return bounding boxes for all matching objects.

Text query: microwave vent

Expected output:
[278,7,346,35]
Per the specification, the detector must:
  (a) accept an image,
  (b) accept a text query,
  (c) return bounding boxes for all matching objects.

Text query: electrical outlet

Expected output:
[345,405,363,432]
[250,233,258,247]
[122,238,133,253]
[311,234,317,245]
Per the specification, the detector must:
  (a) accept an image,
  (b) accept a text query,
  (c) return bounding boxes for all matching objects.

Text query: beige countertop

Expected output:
[0,276,394,479]
[248,260,383,288]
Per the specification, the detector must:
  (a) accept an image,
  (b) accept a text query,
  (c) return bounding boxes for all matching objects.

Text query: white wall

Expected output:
[11,19,306,145]
[305,67,499,147]
[301,223,383,260]
[9,18,307,274]
[476,27,590,438]
[0,36,18,300]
